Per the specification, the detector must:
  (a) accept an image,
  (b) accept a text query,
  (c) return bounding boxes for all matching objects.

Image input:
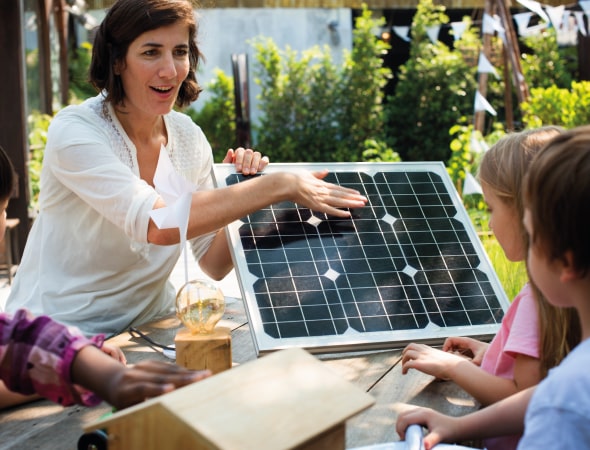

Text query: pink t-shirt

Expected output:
[481,283,540,377]
[481,283,540,450]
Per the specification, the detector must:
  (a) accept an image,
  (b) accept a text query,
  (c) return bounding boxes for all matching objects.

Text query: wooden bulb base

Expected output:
[174,326,232,374]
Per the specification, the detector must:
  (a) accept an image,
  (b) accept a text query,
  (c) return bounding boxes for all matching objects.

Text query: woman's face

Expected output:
[116,22,190,118]
[482,183,525,262]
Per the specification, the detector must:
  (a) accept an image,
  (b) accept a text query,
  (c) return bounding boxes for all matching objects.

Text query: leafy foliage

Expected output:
[520,28,574,90]
[69,42,97,102]
[27,112,52,216]
[252,5,396,163]
[522,81,590,128]
[185,69,237,163]
[385,0,478,162]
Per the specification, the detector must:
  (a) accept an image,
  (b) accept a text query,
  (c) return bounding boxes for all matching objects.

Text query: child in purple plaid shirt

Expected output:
[0,145,210,410]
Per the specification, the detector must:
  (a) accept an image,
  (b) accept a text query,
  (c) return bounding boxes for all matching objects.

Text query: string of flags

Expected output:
[389,0,588,197]
[392,0,589,42]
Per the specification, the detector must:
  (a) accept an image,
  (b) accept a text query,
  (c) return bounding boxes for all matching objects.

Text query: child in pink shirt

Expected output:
[399,127,580,450]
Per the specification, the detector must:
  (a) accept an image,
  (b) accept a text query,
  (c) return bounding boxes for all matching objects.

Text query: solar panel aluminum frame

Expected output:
[212,162,510,356]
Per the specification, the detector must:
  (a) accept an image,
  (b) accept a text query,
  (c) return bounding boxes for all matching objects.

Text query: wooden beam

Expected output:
[54,0,70,106]
[38,0,54,115]
[495,0,528,105]
[0,0,31,257]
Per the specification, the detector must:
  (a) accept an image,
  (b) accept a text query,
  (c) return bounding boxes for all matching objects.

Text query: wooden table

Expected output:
[0,298,479,449]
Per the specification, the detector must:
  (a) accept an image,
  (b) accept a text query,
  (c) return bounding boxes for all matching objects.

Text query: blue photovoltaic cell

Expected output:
[213,162,509,355]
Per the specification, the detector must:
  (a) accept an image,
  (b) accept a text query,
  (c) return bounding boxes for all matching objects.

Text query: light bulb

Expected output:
[175,279,225,334]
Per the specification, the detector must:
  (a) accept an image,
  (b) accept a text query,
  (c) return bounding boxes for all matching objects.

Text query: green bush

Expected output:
[185,69,236,163]
[385,0,478,162]
[69,42,97,102]
[521,81,590,128]
[252,5,396,163]
[520,28,574,90]
[27,111,52,216]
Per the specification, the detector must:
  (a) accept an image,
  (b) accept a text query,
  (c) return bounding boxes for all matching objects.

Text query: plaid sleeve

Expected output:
[0,309,105,406]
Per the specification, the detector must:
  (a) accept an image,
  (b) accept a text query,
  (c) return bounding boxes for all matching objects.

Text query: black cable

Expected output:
[128,327,175,351]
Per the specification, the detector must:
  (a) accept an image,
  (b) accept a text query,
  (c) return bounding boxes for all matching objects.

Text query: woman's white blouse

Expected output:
[5,95,216,337]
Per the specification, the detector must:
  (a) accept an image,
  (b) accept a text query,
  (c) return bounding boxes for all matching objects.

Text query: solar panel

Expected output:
[212,162,509,355]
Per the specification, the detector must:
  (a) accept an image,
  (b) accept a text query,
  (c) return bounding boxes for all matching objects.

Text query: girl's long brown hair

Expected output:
[478,126,580,378]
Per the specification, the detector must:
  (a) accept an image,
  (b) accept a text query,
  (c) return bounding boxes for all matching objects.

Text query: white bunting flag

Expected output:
[450,21,468,40]
[470,132,490,154]
[463,172,483,196]
[393,26,411,42]
[517,0,550,23]
[545,5,566,29]
[474,91,497,116]
[482,13,505,34]
[580,0,590,14]
[426,25,441,44]
[575,11,588,36]
[513,12,533,35]
[477,53,499,79]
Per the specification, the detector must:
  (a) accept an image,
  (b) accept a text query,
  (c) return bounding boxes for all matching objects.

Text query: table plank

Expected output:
[345,362,479,448]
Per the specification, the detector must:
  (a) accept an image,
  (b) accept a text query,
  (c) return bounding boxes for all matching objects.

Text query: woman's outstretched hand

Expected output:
[289,169,368,218]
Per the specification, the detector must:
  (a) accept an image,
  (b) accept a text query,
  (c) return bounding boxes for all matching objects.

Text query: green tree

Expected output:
[522,81,590,128]
[185,69,236,163]
[520,28,574,90]
[252,4,395,163]
[386,0,478,162]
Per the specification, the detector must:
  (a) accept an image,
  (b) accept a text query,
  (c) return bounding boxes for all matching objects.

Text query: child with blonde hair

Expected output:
[400,127,580,450]
[396,124,590,449]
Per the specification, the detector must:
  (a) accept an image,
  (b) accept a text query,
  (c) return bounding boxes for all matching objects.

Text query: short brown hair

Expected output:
[524,124,590,275]
[89,0,202,108]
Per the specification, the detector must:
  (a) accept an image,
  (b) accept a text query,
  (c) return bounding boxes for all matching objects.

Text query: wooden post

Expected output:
[495,0,529,105]
[502,43,514,131]
[54,0,70,106]
[38,0,54,115]
[474,0,493,133]
[0,0,31,256]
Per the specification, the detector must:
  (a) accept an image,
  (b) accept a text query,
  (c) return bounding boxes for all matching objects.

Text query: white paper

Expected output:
[450,21,467,41]
[393,26,411,42]
[474,91,497,116]
[426,25,441,44]
[477,53,499,79]
[516,0,550,23]
[463,172,483,196]
[545,5,565,29]
[575,11,588,36]
[149,145,196,284]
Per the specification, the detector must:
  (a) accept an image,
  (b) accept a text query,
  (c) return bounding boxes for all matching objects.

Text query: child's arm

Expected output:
[0,380,40,409]
[395,386,535,450]
[71,345,210,410]
[1,309,210,409]
[402,343,540,405]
